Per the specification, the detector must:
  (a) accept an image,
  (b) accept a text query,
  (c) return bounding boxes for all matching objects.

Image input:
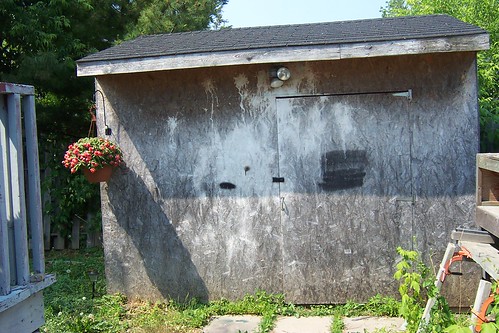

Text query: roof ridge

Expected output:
[128,14,462,39]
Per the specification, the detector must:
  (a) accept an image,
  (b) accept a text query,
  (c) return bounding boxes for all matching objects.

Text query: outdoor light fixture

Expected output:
[270,66,291,88]
[88,270,99,299]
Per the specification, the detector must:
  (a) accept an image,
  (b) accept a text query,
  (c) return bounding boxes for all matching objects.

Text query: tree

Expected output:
[125,0,227,38]
[0,0,228,245]
[382,0,499,152]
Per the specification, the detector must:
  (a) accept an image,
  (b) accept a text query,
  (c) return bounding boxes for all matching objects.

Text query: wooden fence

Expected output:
[0,82,55,333]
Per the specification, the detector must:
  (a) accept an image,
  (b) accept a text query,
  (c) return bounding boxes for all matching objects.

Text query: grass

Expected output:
[41,248,401,333]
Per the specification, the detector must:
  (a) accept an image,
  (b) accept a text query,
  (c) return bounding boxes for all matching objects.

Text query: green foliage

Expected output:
[381,0,499,152]
[124,0,228,39]
[42,249,404,333]
[1,0,229,240]
[43,248,129,332]
[444,324,473,333]
[42,140,100,237]
[330,315,344,333]
[394,246,455,332]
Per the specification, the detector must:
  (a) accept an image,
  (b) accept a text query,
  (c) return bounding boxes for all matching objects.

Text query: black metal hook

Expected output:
[93,90,112,135]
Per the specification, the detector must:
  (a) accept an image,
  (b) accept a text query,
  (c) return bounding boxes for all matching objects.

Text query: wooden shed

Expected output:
[77,15,489,304]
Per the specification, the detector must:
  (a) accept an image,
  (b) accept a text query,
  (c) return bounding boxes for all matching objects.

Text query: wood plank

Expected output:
[1,95,15,286]
[0,292,44,333]
[450,228,495,244]
[477,154,499,174]
[71,219,80,250]
[0,96,10,296]
[476,206,499,238]
[0,82,34,96]
[477,160,483,206]
[481,202,499,206]
[77,34,489,77]
[7,94,29,286]
[340,35,489,59]
[0,274,55,312]
[23,95,45,274]
[459,241,499,281]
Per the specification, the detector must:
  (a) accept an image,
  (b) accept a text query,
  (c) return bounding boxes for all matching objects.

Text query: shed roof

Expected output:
[77,14,489,77]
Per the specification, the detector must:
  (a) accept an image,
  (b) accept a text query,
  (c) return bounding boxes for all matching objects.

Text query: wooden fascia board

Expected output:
[77,33,489,77]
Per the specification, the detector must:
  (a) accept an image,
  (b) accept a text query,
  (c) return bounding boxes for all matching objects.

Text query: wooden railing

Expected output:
[0,82,55,332]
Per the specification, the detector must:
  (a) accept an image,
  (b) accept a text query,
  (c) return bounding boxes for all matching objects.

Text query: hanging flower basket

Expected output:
[63,137,124,183]
[82,165,115,183]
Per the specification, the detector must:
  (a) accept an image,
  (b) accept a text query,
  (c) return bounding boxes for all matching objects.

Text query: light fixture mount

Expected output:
[276,67,291,81]
[269,66,291,88]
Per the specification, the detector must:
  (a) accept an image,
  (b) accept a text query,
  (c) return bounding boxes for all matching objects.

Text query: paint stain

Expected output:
[319,150,368,191]
[220,182,236,190]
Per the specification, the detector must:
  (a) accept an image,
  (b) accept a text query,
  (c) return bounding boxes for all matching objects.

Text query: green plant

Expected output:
[394,246,458,333]
[330,315,344,333]
[63,137,124,174]
[462,282,499,333]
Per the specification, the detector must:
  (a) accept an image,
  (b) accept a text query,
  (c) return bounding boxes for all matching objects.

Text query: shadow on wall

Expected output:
[105,168,209,302]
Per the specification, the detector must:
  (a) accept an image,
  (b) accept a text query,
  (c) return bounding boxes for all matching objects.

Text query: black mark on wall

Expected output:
[319,150,367,191]
[220,182,236,190]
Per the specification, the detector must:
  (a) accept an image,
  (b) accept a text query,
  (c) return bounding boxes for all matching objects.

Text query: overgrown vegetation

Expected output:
[44,246,499,332]
[42,249,401,333]
[394,246,456,332]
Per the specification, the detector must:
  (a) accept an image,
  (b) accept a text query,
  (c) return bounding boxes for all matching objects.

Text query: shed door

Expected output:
[276,94,413,303]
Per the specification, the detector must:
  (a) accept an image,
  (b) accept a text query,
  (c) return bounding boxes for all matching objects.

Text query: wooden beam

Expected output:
[0,94,15,286]
[23,95,45,274]
[477,154,499,174]
[77,34,489,77]
[0,96,10,296]
[476,206,499,238]
[0,274,55,312]
[450,228,495,244]
[460,241,499,281]
[0,292,44,332]
[0,83,34,96]
[7,94,29,286]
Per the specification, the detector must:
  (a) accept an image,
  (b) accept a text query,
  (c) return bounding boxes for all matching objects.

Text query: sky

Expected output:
[222,0,389,28]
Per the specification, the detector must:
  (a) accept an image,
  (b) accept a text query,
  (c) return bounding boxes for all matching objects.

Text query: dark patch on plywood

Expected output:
[319,150,367,191]
[219,182,236,190]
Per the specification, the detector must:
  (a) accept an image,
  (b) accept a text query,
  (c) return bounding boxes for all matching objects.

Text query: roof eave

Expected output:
[76,33,489,77]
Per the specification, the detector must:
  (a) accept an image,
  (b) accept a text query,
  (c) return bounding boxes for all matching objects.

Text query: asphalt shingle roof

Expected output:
[78,14,487,64]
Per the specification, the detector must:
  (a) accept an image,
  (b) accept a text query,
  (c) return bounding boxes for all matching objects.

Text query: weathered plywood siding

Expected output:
[97,52,479,304]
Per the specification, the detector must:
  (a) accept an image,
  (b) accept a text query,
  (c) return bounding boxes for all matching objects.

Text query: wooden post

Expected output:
[42,157,51,250]
[0,93,16,287]
[7,93,29,286]
[23,94,45,275]
[0,92,10,296]
[43,190,51,250]
[71,218,80,250]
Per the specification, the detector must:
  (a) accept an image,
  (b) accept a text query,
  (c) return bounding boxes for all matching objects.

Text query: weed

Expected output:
[330,315,344,333]
[394,246,457,333]
[41,248,474,333]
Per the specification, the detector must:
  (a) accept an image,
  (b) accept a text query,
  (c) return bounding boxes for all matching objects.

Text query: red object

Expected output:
[82,165,114,183]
